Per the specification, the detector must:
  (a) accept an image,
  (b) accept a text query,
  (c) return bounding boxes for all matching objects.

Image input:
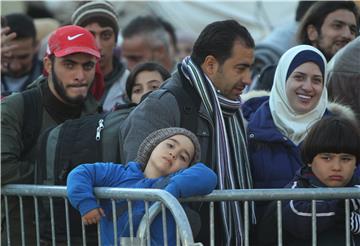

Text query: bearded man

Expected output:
[1,25,100,245]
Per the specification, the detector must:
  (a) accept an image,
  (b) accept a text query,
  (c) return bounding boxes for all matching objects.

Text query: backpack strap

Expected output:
[163,76,201,134]
[21,87,43,157]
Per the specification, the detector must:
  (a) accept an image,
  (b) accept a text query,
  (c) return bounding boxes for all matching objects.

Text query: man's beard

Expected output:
[316,45,332,62]
[51,65,88,105]
[314,34,335,62]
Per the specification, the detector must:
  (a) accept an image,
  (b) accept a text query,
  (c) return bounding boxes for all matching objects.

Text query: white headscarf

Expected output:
[269,45,328,145]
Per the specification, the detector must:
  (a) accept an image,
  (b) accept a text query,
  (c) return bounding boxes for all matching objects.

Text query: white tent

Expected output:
[42,0,298,42]
[1,1,298,42]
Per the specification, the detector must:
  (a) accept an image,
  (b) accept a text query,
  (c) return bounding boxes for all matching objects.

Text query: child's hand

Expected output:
[82,208,105,225]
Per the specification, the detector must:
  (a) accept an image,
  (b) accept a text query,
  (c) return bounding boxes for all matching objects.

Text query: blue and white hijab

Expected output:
[269,45,328,145]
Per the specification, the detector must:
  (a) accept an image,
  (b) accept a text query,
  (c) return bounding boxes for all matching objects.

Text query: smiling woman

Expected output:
[241,44,358,225]
[269,45,327,145]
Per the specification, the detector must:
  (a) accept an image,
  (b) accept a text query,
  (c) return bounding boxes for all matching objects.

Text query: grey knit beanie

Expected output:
[136,127,201,167]
[71,1,119,39]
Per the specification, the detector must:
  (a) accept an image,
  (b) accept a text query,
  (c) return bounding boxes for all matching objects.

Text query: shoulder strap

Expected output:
[163,79,201,134]
[21,87,43,157]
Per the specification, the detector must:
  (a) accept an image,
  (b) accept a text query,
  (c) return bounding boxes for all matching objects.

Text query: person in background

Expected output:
[1,13,43,96]
[327,36,360,124]
[297,1,359,61]
[256,116,360,245]
[125,62,170,104]
[121,15,175,72]
[250,1,317,91]
[250,1,359,93]
[242,44,358,221]
[156,17,178,65]
[176,31,196,62]
[0,19,17,79]
[1,25,100,245]
[67,127,217,245]
[34,17,60,60]
[72,0,130,111]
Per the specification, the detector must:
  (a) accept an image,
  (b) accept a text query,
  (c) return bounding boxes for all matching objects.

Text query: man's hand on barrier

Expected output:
[82,207,105,225]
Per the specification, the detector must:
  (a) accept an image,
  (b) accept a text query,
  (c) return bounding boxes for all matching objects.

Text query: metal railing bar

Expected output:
[64,198,71,246]
[19,196,25,246]
[311,200,317,246]
[4,196,11,246]
[276,200,282,246]
[33,197,40,246]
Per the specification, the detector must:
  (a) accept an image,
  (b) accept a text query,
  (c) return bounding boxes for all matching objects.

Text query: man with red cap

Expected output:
[1,25,100,245]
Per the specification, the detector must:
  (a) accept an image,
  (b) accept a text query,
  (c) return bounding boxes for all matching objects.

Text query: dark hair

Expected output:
[126,62,171,100]
[122,15,170,50]
[190,19,254,66]
[26,1,54,19]
[156,17,178,51]
[301,116,360,165]
[295,1,318,22]
[4,13,36,41]
[123,15,163,37]
[297,1,359,45]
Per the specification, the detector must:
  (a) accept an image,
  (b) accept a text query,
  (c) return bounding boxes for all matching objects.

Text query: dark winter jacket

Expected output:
[1,76,99,244]
[255,166,360,246]
[1,76,99,185]
[242,91,358,218]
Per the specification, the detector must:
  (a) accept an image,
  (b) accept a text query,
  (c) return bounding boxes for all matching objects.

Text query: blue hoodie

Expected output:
[67,162,217,245]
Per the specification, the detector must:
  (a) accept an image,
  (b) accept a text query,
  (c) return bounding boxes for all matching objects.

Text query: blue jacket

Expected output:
[243,96,305,190]
[256,166,360,246]
[67,162,217,245]
[243,95,334,219]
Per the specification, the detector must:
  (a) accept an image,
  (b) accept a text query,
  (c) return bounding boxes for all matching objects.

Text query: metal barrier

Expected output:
[1,184,201,246]
[2,185,359,246]
[181,188,360,246]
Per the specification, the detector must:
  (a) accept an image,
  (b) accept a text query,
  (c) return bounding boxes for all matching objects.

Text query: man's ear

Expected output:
[307,24,319,42]
[201,55,219,76]
[43,56,52,74]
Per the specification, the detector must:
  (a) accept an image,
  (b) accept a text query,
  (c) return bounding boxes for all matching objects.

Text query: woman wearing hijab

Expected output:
[242,45,357,220]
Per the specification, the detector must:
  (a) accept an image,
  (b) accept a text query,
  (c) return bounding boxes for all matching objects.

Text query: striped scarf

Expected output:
[181,57,253,245]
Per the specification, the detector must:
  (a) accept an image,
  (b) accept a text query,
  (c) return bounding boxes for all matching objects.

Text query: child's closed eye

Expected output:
[180,155,187,162]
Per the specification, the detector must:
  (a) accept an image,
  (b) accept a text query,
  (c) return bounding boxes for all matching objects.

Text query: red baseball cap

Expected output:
[46,25,100,58]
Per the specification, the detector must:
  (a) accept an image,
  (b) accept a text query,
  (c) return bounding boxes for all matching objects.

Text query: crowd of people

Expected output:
[1,1,360,245]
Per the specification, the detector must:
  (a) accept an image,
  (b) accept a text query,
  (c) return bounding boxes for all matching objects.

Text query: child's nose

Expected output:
[169,152,176,160]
